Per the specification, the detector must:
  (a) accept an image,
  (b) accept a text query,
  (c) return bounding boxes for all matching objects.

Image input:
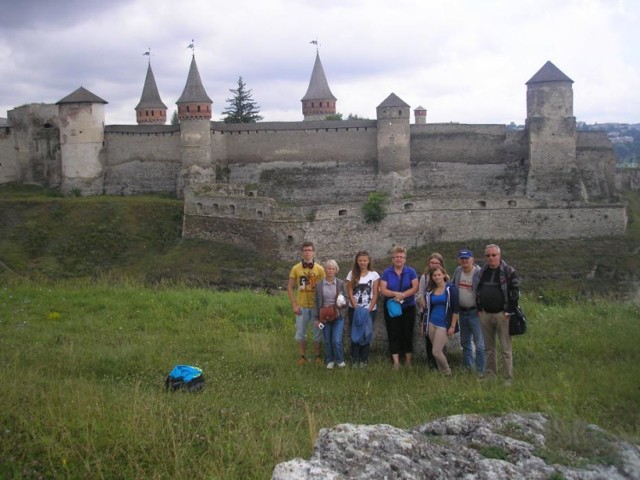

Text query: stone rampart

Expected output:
[617,168,640,191]
[0,128,17,183]
[410,123,518,164]
[217,120,377,165]
[105,125,181,165]
[576,131,618,200]
[184,191,627,262]
[103,125,181,195]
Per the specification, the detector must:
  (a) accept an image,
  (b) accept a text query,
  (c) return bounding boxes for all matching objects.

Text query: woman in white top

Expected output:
[346,251,380,367]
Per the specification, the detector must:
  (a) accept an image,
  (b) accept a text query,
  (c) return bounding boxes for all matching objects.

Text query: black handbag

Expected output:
[509,305,527,336]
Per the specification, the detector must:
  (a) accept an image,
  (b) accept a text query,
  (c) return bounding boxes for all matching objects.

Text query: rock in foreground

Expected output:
[272,413,639,479]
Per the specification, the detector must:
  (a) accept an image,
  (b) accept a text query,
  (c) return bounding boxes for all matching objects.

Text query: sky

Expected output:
[1,0,639,126]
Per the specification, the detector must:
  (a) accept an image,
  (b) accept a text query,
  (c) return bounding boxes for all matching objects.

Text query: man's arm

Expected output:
[287,277,301,314]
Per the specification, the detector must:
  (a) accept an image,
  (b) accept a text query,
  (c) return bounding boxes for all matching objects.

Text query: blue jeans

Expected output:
[348,308,376,364]
[323,316,345,364]
[459,309,485,373]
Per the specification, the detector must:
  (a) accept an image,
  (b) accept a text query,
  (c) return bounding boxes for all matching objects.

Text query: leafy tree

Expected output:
[347,113,369,120]
[325,113,343,121]
[222,76,263,123]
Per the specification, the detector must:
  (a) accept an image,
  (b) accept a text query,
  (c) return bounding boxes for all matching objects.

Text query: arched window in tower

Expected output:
[186,106,190,113]
[320,102,323,107]
[197,105,201,112]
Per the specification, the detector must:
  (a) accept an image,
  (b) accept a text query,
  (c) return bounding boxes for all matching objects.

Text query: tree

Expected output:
[222,76,263,123]
[170,110,179,125]
[325,113,343,121]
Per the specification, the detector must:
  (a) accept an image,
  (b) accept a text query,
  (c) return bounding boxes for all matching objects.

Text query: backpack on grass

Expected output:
[164,365,205,392]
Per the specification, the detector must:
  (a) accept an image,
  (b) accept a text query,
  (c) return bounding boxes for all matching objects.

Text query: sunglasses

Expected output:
[485,253,499,257]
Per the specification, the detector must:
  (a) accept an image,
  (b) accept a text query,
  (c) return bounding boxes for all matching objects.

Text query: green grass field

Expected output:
[0,280,638,479]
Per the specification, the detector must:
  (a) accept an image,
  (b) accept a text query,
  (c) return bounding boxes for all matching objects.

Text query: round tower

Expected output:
[525,60,585,201]
[301,53,337,121]
[414,105,427,124]
[176,55,212,168]
[135,62,167,125]
[56,86,107,195]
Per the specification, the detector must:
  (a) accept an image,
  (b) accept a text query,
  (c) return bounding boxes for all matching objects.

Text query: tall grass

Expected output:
[1,279,639,479]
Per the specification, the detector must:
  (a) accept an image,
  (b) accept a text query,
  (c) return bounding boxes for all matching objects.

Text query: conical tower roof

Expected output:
[176,55,212,104]
[526,61,573,84]
[301,53,336,101]
[136,63,167,109]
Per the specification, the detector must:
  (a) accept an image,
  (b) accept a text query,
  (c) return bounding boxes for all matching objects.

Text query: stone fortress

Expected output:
[0,53,627,261]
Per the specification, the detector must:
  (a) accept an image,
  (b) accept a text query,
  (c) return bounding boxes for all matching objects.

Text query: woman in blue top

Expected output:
[380,246,419,369]
[422,265,459,376]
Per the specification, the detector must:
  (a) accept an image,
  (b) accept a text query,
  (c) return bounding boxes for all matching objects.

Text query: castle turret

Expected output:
[526,61,586,201]
[301,53,337,121]
[414,105,427,125]
[376,93,412,195]
[176,55,212,168]
[135,62,167,125]
[56,87,107,195]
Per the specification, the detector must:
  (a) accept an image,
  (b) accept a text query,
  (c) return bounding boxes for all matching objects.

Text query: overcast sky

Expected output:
[1,0,638,125]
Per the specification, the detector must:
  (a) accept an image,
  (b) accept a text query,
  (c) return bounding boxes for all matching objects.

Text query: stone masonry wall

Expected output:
[0,128,15,183]
[220,120,377,165]
[103,125,181,195]
[184,194,628,262]
[576,131,619,200]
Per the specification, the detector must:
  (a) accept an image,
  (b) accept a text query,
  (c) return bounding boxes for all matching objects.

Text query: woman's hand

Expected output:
[447,326,455,338]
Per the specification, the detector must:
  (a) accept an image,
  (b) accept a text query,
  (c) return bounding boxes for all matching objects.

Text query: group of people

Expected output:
[286,241,520,382]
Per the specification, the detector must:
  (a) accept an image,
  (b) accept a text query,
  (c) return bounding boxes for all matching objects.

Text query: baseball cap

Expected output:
[457,249,473,259]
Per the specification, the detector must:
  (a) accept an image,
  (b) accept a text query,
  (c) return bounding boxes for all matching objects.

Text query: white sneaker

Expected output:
[326,362,335,369]
[337,362,346,368]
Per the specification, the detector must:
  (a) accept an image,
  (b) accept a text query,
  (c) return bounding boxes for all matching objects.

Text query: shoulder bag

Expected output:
[319,283,339,323]
[509,305,527,336]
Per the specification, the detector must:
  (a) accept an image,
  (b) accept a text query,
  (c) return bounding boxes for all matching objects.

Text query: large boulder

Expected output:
[272,413,639,479]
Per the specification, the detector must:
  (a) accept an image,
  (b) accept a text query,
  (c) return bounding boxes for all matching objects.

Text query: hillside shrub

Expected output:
[362,191,387,223]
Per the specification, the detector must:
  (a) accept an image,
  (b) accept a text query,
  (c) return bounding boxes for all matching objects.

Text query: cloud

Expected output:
[0,0,638,125]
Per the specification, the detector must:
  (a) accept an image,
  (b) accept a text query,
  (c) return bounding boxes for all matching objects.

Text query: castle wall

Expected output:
[410,124,517,163]
[102,126,181,195]
[616,168,640,191]
[184,194,627,262]
[219,120,377,165]
[216,120,378,204]
[4,104,60,186]
[104,125,180,165]
[410,125,529,197]
[576,131,618,200]
[0,126,17,183]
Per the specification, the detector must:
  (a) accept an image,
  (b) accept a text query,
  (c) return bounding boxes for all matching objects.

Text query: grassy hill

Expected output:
[1,183,639,299]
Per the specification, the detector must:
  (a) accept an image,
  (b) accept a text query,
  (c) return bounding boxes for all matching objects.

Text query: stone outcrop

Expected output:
[272,413,640,479]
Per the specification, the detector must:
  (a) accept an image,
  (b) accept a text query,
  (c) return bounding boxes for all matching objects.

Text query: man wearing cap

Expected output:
[452,249,485,375]
[476,244,520,384]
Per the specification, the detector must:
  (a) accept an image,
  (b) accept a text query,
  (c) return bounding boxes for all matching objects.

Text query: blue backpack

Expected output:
[164,365,205,392]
